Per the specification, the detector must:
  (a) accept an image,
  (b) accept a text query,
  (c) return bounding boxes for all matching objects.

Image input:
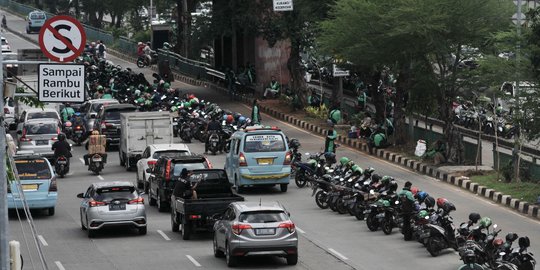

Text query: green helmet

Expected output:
[164,83,170,89]
[97,85,104,90]
[381,176,392,185]
[171,106,178,112]
[378,199,390,207]
[351,165,363,174]
[339,157,350,166]
[136,97,145,104]
[418,210,429,219]
[307,159,317,167]
[479,217,492,228]
[183,102,191,108]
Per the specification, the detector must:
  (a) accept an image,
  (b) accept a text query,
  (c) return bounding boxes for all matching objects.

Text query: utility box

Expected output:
[151,24,171,50]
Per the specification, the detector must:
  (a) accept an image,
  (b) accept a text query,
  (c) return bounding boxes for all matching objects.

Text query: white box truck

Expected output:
[120,111,173,170]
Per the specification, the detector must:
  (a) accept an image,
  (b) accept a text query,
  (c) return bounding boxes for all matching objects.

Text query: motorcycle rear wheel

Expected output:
[336,199,348,214]
[136,59,146,68]
[315,191,329,209]
[382,218,393,235]
[427,236,443,257]
[295,174,307,188]
[366,214,379,231]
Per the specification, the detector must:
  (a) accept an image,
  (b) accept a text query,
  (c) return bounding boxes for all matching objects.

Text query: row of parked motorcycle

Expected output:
[453,102,520,139]
[285,140,535,270]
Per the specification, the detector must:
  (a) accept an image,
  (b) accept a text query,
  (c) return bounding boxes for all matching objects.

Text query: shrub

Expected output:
[305,104,329,120]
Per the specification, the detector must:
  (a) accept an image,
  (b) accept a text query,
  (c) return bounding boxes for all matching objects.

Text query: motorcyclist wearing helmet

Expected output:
[324,123,338,154]
[84,130,108,167]
[204,116,222,154]
[143,42,153,65]
[61,103,75,123]
[51,133,72,165]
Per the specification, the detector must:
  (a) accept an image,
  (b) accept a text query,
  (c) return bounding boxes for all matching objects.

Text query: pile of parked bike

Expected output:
[286,140,535,270]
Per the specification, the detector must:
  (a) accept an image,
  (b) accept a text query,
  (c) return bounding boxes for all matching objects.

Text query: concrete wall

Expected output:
[254,38,290,89]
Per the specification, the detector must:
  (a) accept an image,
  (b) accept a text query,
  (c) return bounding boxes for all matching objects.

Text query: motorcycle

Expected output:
[179,121,193,143]
[89,153,105,175]
[136,51,158,68]
[425,202,459,257]
[207,131,221,155]
[72,124,85,146]
[55,156,69,178]
[502,235,536,270]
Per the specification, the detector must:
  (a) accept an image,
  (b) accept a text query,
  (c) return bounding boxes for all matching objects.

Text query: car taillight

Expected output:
[165,159,172,181]
[188,215,201,220]
[284,152,292,165]
[206,158,213,169]
[239,153,247,166]
[3,108,9,114]
[147,160,157,167]
[51,136,58,141]
[232,223,252,235]
[278,221,296,233]
[75,126,82,130]
[89,200,106,207]
[19,137,32,142]
[128,197,144,204]
[49,178,57,192]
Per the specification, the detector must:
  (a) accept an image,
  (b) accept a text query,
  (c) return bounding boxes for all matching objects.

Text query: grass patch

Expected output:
[467,171,540,204]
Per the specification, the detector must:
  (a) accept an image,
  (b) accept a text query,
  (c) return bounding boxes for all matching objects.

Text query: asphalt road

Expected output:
[3,10,540,270]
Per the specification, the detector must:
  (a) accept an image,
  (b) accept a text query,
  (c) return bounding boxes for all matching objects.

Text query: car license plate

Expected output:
[22,184,38,191]
[257,158,273,165]
[256,228,275,235]
[109,203,126,211]
[36,140,48,145]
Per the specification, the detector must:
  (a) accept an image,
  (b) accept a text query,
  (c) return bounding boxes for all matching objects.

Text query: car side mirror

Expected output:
[76,193,84,198]
[90,114,96,119]
[146,168,153,173]
[135,154,142,160]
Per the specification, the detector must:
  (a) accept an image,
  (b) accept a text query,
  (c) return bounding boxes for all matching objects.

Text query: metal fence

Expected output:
[157,49,211,80]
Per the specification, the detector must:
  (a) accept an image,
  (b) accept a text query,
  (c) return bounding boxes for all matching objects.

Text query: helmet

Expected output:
[58,133,66,141]
[233,112,242,121]
[138,42,143,46]
[381,176,393,185]
[371,174,381,183]
[64,121,72,127]
[351,165,363,174]
[479,217,492,228]
[164,83,170,89]
[518,236,530,249]
[163,42,170,48]
[289,138,301,148]
[442,202,456,213]
[505,232,518,242]
[387,180,398,193]
[238,116,246,124]
[436,198,448,208]
[469,212,481,223]
[378,199,390,207]
[364,167,375,175]
[226,114,234,124]
[493,238,504,247]
[411,187,420,196]
[418,210,429,219]
[92,130,100,135]
[339,157,350,166]
[416,191,428,202]
[424,196,435,208]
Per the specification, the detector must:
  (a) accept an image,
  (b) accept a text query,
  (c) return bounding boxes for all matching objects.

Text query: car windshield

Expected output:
[91,102,117,113]
[104,108,135,120]
[243,134,286,153]
[15,159,51,180]
[239,211,288,223]
[153,150,190,159]
[25,123,57,135]
[172,162,207,176]
[30,13,45,19]
[95,186,137,202]
[28,112,58,120]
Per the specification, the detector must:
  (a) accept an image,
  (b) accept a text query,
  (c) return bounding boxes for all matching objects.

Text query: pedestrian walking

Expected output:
[251,99,261,125]
[97,40,106,59]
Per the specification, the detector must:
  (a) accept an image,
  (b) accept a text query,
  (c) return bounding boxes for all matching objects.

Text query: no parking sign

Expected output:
[38,15,86,62]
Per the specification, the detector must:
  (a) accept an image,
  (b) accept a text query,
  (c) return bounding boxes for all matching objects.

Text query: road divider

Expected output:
[37,235,48,246]
[328,248,348,260]
[186,255,202,267]
[157,230,171,241]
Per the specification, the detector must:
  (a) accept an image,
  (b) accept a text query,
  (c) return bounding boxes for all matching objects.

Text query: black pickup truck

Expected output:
[170,169,244,240]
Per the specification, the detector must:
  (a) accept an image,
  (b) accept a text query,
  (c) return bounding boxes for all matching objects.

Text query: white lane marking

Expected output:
[9,32,39,47]
[55,261,66,270]
[79,158,85,164]
[97,175,104,181]
[157,230,171,241]
[186,255,202,267]
[328,248,348,260]
[38,235,48,246]
[296,226,306,234]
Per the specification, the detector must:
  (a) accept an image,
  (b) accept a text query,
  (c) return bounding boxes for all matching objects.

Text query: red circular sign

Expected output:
[38,15,87,63]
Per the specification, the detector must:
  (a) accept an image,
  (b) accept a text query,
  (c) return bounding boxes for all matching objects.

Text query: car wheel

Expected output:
[138,226,147,235]
[286,253,298,265]
[143,175,149,193]
[225,242,238,267]
[88,229,96,238]
[157,193,167,212]
[149,191,157,206]
[280,184,288,192]
[171,212,179,232]
[181,218,191,240]
[80,213,86,230]
[235,176,244,194]
[47,207,55,216]
[214,234,225,258]
[119,151,125,166]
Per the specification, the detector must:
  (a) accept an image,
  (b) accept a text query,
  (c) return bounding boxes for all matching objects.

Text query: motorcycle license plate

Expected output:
[257,158,273,165]
[75,130,83,134]
[57,160,67,164]
[92,157,102,162]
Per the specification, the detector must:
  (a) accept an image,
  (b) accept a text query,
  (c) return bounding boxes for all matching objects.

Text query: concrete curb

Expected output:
[6,18,537,220]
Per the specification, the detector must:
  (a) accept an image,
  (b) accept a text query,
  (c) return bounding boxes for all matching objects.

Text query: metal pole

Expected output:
[1,30,10,270]
[149,0,153,29]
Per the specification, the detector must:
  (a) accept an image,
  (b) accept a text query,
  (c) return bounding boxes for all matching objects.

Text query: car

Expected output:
[26,10,47,34]
[213,201,298,267]
[1,37,11,52]
[16,108,61,134]
[16,119,60,159]
[8,154,57,216]
[136,143,192,190]
[3,52,18,79]
[93,103,137,147]
[4,97,15,119]
[79,99,119,134]
[77,181,147,238]
[148,155,211,211]
[224,126,291,193]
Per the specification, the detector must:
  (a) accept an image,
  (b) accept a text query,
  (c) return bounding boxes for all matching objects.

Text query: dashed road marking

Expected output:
[79,158,85,164]
[296,226,306,234]
[157,230,171,241]
[38,235,48,246]
[186,255,202,267]
[329,248,348,260]
[55,261,65,270]
[97,175,104,181]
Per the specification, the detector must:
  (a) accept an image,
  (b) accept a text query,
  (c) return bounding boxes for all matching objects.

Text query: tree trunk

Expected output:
[393,65,410,145]
[370,71,385,124]
[175,0,183,54]
[110,13,116,27]
[287,40,307,105]
[116,14,122,28]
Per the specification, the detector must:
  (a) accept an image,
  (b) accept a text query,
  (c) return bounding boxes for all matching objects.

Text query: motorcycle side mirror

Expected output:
[305,152,310,156]
[395,201,399,205]
[76,193,84,198]
[493,224,498,229]
[369,190,375,195]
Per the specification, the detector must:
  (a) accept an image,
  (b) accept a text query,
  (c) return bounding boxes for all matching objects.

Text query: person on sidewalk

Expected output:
[251,99,261,125]
[328,106,342,124]
[307,89,321,107]
[423,139,446,165]
[367,127,387,154]
[263,76,280,99]
[324,123,338,154]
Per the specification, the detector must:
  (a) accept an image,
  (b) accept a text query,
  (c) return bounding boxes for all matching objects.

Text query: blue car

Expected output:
[8,154,57,216]
[225,126,291,193]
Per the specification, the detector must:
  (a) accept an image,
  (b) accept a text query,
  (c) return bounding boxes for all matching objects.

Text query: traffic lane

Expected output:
[1,30,39,51]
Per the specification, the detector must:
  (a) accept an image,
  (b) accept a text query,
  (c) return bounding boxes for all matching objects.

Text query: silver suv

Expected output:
[213,201,298,267]
[17,119,60,158]
[77,181,147,238]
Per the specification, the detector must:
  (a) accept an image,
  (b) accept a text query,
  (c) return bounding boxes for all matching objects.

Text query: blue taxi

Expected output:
[7,154,57,216]
[224,126,291,193]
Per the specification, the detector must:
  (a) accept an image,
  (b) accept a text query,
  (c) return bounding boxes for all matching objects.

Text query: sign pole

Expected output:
[0,30,10,270]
